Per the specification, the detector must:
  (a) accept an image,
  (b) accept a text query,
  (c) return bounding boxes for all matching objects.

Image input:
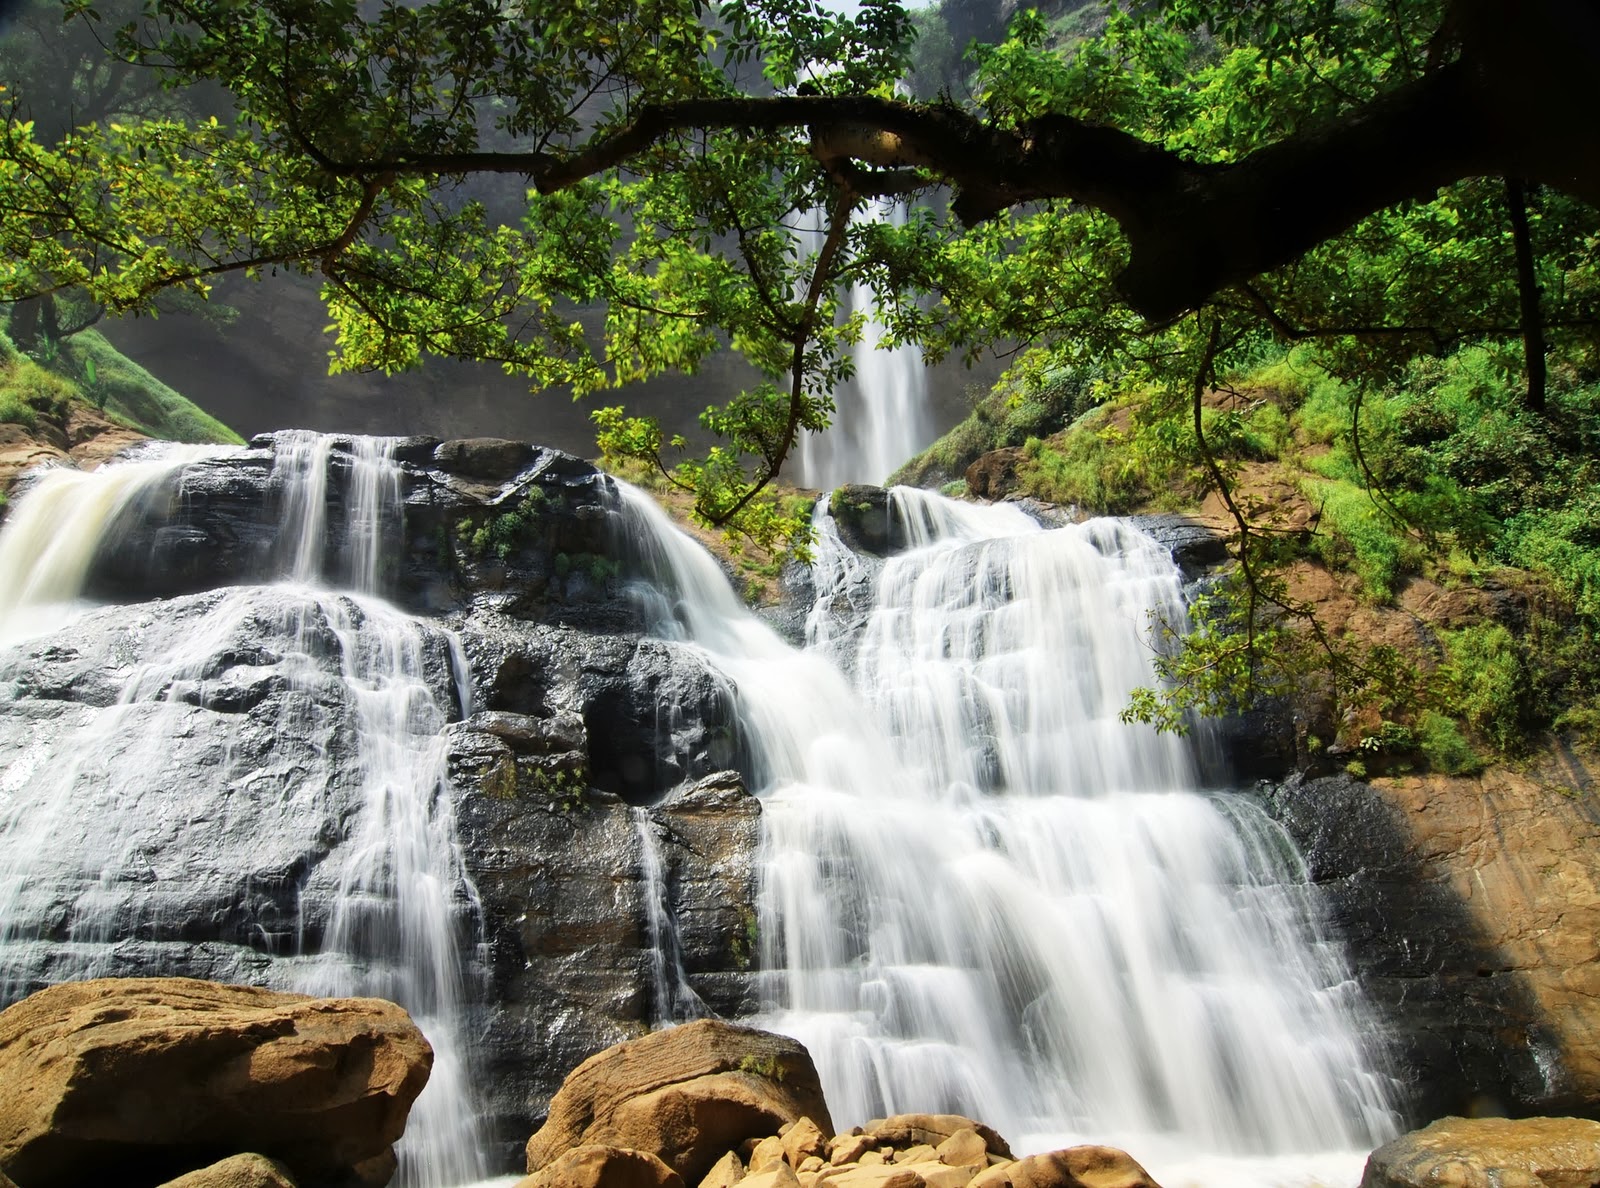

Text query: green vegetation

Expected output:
[0,324,240,446]
[456,489,550,561]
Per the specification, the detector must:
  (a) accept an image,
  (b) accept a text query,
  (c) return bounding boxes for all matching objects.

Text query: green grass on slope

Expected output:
[61,330,243,444]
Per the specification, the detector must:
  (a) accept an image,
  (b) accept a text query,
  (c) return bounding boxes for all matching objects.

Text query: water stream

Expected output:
[618,483,1398,1188]
[0,437,485,1188]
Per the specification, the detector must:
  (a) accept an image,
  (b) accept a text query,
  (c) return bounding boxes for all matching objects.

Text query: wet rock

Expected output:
[525,1020,833,1188]
[1127,513,1229,581]
[1263,762,1600,1121]
[1360,1116,1600,1188]
[158,1154,299,1188]
[828,486,901,557]
[0,978,430,1188]
[516,1145,685,1188]
[432,437,537,482]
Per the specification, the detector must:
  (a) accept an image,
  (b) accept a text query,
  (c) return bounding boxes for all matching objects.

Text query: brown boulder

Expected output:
[972,1148,1162,1188]
[159,1154,299,1188]
[964,448,1024,501]
[0,977,431,1188]
[1360,1116,1600,1188]
[516,1145,684,1188]
[526,1020,833,1187]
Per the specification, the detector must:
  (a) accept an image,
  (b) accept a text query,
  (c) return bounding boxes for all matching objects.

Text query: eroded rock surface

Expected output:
[1266,746,1600,1120]
[1360,1116,1600,1188]
[525,1020,832,1187]
[0,978,429,1188]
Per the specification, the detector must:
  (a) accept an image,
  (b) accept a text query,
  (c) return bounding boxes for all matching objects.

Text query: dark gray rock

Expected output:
[1261,773,1567,1124]
[1128,513,1230,581]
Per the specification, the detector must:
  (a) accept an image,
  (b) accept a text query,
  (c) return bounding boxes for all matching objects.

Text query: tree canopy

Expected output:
[0,0,1596,548]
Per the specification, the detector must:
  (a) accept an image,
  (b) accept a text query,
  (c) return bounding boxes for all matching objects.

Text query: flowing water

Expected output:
[0,436,485,1188]
[617,483,1398,1188]
[793,201,934,489]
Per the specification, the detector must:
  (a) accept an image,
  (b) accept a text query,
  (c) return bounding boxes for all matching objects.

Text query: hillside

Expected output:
[894,344,1600,775]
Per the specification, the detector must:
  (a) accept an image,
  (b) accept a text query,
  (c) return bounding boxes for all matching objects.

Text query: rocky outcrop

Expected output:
[1264,746,1600,1121]
[525,1020,832,1187]
[963,448,1023,501]
[160,1154,299,1188]
[519,1034,1163,1188]
[517,1145,684,1188]
[1360,1116,1600,1188]
[0,978,429,1188]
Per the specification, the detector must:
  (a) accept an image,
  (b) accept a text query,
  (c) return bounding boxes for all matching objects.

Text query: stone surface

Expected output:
[1265,746,1600,1120]
[866,1119,1012,1162]
[159,1154,299,1188]
[516,1145,685,1188]
[697,1150,745,1188]
[976,1148,1162,1188]
[963,448,1024,501]
[1360,1116,1600,1188]
[0,978,430,1188]
[526,1020,832,1187]
[936,1132,989,1169]
[783,1118,828,1167]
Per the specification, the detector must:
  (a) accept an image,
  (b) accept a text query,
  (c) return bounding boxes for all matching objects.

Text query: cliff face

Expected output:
[0,435,761,1166]
[1262,751,1600,1125]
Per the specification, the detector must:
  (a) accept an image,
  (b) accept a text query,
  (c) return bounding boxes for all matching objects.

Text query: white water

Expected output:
[0,444,225,648]
[617,483,1397,1188]
[633,807,709,1028]
[0,435,485,1188]
[793,201,933,489]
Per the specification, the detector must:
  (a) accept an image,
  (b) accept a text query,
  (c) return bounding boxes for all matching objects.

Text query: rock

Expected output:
[0,977,431,1188]
[526,1020,833,1187]
[828,486,900,557]
[900,1162,974,1188]
[867,1118,1012,1162]
[740,1165,801,1188]
[783,1118,828,1167]
[158,1154,299,1188]
[1264,755,1600,1120]
[697,1150,746,1188]
[936,1132,989,1169]
[516,1145,685,1188]
[1127,514,1229,581]
[816,1167,921,1188]
[971,1148,1163,1188]
[1360,1116,1600,1188]
[433,437,538,482]
[894,1147,938,1165]
[830,1135,878,1167]
[750,1136,788,1172]
[964,447,1024,501]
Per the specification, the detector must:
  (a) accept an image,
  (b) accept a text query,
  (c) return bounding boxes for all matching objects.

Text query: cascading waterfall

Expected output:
[792,201,933,489]
[0,435,485,1188]
[616,482,1398,1188]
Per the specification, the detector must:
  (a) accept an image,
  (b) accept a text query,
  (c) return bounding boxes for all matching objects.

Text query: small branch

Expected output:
[1504,176,1547,414]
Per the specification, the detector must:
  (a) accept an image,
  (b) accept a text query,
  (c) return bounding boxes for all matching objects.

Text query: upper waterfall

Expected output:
[615,481,1399,1188]
[792,201,934,489]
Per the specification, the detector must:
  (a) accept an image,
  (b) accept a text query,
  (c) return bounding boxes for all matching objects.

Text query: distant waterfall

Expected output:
[617,482,1398,1188]
[0,436,486,1188]
[793,201,933,489]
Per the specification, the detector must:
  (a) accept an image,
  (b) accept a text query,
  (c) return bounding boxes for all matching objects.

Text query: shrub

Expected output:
[1417,710,1483,775]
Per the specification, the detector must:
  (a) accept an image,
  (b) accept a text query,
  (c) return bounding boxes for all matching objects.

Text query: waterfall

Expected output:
[633,807,709,1028]
[0,436,486,1188]
[616,482,1398,1188]
[793,201,933,489]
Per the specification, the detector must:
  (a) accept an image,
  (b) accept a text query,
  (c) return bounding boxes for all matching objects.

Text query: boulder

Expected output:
[1360,1116,1600,1188]
[963,448,1024,501]
[865,1118,1012,1162]
[159,1154,299,1188]
[516,1145,684,1188]
[525,1020,833,1187]
[0,978,431,1188]
[970,1148,1162,1188]
[697,1150,745,1188]
[432,437,538,482]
